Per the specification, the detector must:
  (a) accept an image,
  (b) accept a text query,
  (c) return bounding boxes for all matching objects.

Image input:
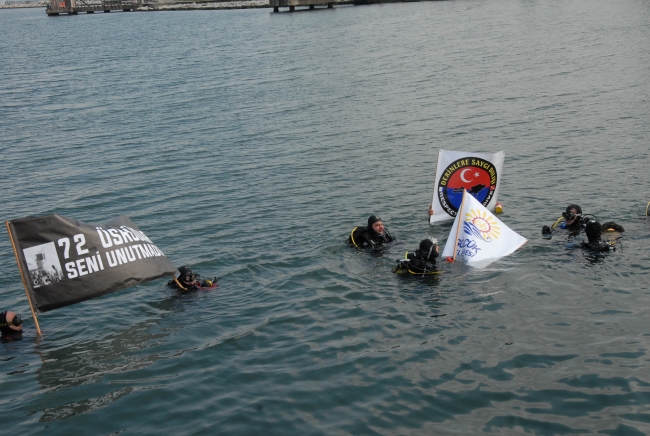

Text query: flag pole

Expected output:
[452,189,467,262]
[5,221,42,336]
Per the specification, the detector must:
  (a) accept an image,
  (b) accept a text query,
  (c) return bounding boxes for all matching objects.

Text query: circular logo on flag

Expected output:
[437,158,498,216]
[464,209,501,242]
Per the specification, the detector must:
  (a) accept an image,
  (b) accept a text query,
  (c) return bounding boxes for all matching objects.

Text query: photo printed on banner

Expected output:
[23,242,65,289]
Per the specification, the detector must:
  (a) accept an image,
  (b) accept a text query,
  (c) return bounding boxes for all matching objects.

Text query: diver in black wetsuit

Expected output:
[542,204,624,237]
[393,238,440,275]
[349,215,394,251]
[542,204,586,235]
[168,266,217,291]
[581,221,616,252]
[0,311,23,335]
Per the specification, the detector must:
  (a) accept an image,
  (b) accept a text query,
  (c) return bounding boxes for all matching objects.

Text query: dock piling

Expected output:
[269,0,333,12]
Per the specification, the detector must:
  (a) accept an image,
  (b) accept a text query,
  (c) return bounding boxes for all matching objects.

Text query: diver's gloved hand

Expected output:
[542,225,552,234]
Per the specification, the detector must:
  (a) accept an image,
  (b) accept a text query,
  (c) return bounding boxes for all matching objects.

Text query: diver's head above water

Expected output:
[584,220,602,244]
[416,237,439,261]
[0,310,23,334]
[368,215,385,235]
[178,266,196,285]
[562,204,582,226]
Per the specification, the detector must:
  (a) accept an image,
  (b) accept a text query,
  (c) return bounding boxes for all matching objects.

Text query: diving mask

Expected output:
[182,273,195,283]
[562,211,581,221]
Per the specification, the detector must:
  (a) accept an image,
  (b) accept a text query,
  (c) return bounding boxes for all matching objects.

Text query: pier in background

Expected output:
[46,0,143,15]
[269,0,333,12]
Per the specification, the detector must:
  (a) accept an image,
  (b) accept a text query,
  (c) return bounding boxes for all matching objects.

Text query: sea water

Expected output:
[1,1,650,433]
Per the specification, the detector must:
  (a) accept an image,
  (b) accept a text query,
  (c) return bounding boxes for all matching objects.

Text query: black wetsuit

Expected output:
[581,220,621,252]
[168,278,217,291]
[394,250,438,275]
[581,240,614,252]
[543,219,586,239]
[349,226,394,251]
[0,312,20,335]
[168,279,201,291]
[563,220,584,232]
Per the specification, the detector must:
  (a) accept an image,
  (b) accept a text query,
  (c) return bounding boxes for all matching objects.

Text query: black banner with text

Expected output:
[6,215,178,313]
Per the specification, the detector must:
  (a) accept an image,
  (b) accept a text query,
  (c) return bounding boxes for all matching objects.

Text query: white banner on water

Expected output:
[430,150,505,224]
[441,190,527,268]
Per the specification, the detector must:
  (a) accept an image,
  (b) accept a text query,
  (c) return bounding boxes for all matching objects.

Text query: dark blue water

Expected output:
[1,1,650,434]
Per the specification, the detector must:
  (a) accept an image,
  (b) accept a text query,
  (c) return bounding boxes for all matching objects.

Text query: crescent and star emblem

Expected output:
[460,169,473,183]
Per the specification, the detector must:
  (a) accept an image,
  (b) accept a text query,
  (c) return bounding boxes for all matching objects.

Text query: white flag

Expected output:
[441,190,527,268]
[430,150,505,223]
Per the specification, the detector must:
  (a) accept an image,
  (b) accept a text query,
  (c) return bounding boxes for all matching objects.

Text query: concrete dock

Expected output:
[46,0,141,15]
[269,0,333,12]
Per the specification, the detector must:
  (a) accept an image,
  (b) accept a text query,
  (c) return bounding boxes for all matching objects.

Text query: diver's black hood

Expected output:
[178,266,193,281]
[564,204,584,229]
[367,215,385,237]
[415,239,439,261]
[585,221,602,243]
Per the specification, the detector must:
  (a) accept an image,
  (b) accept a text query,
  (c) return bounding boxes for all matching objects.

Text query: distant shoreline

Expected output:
[140,1,272,10]
[0,1,275,10]
[0,0,351,10]
[0,2,47,8]
[2,0,402,11]
[0,2,297,10]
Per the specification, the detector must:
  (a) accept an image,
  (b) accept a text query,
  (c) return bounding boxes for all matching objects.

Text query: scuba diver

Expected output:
[0,311,23,335]
[168,266,217,292]
[542,204,586,235]
[542,204,624,236]
[581,220,616,252]
[349,215,394,251]
[393,237,440,275]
